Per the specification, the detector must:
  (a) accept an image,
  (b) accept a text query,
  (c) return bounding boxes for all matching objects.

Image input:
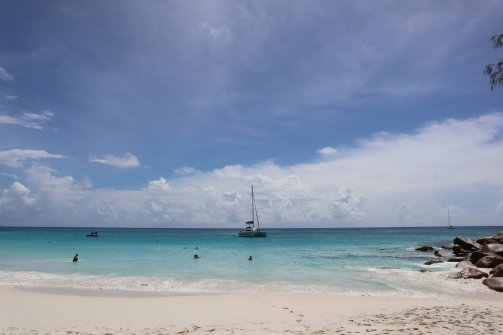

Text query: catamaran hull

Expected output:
[238,231,267,237]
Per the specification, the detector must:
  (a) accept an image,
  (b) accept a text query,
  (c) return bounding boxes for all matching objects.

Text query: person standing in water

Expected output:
[72,254,79,262]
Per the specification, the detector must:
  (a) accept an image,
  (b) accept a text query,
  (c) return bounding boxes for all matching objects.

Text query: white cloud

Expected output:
[0,66,13,81]
[317,146,337,157]
[201,22,233,43]
[4,95,17,101]
[3,181,33,204]
[89,153,140,168]
[0,111,54,129]
[222,191,240,204]
[0,172,18,179]
[174,166,196,175]
[214,164,244,179]
[25,165,91,193]
[2,113,503,227]
[331,187,364,221]
[0,149,66,167]
[0,181,36,222]
[148,177,171,191]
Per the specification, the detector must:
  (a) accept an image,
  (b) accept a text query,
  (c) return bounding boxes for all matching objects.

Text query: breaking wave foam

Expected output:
[0,265,494,299]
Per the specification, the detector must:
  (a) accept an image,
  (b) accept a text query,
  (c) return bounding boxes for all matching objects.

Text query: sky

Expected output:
[0,0,502,228]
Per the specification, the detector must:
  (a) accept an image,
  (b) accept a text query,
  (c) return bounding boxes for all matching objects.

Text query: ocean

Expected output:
[0,226,501,298]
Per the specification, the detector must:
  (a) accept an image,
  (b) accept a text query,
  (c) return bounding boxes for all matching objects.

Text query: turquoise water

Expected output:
[0,227,501,297]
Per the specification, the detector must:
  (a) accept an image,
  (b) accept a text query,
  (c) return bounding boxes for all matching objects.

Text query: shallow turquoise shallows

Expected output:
[0,226,501,297]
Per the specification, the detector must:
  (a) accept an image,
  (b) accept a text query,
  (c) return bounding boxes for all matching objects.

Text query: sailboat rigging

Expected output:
[238,185,267,237]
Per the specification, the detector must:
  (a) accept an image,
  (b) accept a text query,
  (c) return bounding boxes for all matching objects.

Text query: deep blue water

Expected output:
[0,226,501,297]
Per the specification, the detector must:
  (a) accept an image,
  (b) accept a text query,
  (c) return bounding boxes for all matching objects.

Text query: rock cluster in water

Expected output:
[419,231,503,292]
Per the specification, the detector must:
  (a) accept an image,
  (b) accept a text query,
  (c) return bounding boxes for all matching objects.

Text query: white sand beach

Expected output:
[1,286,502,335]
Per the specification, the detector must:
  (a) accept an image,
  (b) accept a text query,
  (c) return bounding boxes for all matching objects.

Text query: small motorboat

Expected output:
[86,231,99,237]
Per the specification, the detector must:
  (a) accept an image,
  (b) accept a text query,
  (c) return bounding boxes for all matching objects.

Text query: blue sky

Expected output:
[0,1,502,227]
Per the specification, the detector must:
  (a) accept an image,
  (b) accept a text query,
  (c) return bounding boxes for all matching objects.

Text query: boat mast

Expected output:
[250,184,261,229]
[255,192,260,229]
[448,209,451,226]
[251,185,255,225]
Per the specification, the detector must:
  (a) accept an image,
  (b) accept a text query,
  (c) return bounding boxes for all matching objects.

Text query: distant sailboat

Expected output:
[447,210,454,229]
[238,185,267,237]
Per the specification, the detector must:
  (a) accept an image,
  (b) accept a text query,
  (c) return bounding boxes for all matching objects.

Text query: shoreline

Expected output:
[1,285,502,334]
[0,262,497,300]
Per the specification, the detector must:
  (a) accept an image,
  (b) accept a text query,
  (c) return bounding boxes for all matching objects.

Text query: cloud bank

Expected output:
[1,113,502,228]
[0,111,54,129]
[0,149,65,167]
[317,147,338,157]
[0,66,13,81]
[174,166,197,175]
[89,153,140,168]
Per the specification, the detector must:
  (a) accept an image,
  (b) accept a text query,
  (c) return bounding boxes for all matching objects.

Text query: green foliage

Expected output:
[484,34,503,90]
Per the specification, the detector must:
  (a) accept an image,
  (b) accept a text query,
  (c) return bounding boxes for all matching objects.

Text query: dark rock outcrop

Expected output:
[477,237,499,245]
[483,277,503,292]
[434,249,454,258]
[490,263,503,275]
[420,231,503,292]
[453,236,481,251]
[455,260,477,269]
[491,267,503,278]
[441,243,455,250]
[451,267,489,279]
[481,243,503,257]
[469,251,492,264]
[475,255,503,268]
[416,246,434,252]
[493,234,503,243]
[447,257,465,262]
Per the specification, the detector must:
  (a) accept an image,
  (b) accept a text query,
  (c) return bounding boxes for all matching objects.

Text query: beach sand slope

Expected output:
[0,286,502,334]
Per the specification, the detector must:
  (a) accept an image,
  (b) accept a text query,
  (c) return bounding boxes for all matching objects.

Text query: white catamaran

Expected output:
[238,185,267,237]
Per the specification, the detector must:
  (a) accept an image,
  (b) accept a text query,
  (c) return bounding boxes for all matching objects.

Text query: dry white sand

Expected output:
[1,285,502,334]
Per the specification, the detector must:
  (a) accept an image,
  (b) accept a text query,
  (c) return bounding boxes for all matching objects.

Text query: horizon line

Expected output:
[1,225,502,230]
